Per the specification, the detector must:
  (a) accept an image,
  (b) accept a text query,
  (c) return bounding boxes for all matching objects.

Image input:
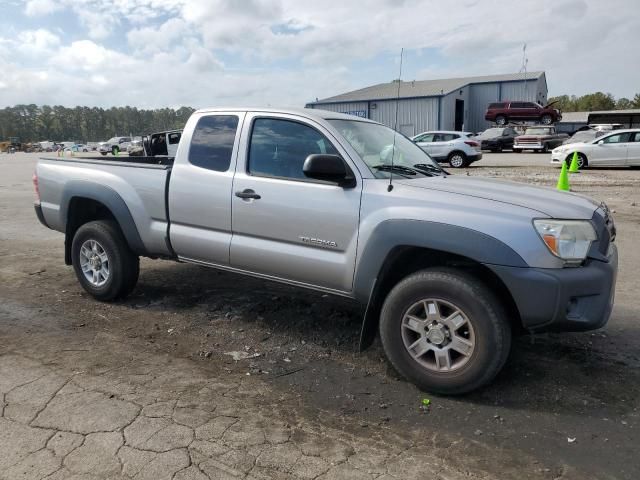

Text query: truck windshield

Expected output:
[328,119,444,178]
[525,128,552,135]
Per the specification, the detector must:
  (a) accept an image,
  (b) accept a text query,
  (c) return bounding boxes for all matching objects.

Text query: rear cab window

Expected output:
[188,115,239,171]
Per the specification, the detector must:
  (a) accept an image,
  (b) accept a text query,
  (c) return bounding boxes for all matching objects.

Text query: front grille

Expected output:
[515,139,540,145]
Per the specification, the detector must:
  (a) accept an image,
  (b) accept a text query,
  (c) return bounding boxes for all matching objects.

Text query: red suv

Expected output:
[484,101,561,126]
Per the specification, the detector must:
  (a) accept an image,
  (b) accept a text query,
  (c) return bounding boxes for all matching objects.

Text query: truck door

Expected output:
[168,112,245,265]
[230,113,362,293]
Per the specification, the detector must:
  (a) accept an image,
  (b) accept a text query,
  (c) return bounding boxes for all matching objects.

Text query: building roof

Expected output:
[310,72,545,104]
[559,109,640,124]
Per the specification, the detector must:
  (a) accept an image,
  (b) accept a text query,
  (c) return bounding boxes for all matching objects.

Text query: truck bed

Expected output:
[37,156,174,257]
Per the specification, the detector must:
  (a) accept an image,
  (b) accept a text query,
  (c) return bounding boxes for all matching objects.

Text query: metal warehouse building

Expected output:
[306,71,547,136]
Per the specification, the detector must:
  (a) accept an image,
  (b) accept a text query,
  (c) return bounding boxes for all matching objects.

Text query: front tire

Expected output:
[379,269,511,394]
[495,115,507,126]
[448,151,468,168]
[71,220,139,301]
[541,114,553,125]
[565,153,587,169]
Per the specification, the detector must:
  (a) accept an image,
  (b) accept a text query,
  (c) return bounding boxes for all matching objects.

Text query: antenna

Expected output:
[388,48,404,193]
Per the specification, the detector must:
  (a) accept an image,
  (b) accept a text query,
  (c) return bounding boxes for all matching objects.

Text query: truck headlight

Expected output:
[533,219,597,265]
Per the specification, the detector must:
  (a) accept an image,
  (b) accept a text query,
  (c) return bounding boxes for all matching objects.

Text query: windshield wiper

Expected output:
[412,164,447,176]
[372,164,419,176]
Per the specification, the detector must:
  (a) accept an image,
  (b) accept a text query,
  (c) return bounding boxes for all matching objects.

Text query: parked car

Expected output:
[513,126,569,153]
[551,129,640,169]
[485,101,562,126]
[474,127,518,152]
[34,107,617,395]
[64,143,89,152]
[98,137,132,155]
[562,129,605,145]
[127,140,144,156]
[411,131,481,168]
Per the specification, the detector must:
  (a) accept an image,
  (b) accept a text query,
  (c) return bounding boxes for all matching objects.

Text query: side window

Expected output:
[248,118,339,180]
[510,102,526,109]
[188,115,239,171]
[601,133,631,144]
[631,132,640,142]
[168,133,181,145]
[416,133,435,142]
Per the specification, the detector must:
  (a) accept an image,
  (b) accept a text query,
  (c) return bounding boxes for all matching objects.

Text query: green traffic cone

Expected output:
[557,160,570,191]
[568,151,580,173]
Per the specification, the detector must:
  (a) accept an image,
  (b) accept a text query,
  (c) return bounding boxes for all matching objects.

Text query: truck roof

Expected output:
[194,107,378,123]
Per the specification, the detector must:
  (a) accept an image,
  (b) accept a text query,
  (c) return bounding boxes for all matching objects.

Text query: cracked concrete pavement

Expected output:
[0,329,518,480]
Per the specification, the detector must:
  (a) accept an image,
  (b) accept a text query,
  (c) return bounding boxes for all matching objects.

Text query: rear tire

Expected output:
[100,152,107,156]
[71,220,139,301]
[448,151,468,168]
[495,115,507,126]
[379,268,512,394]
[541,114,553,125]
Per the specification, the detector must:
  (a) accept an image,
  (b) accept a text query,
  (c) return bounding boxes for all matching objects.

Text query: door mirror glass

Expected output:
[597,140,604,145]
[303,154,355,187]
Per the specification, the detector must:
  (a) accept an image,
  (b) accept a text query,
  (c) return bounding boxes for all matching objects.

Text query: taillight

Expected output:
[33,171,40,203]
[464,140,479,147]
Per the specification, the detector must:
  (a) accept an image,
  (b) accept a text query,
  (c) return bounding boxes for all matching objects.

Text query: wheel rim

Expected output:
[450,155,464,167]
[401,298,475,372]
[79,239,110,287]
[542,115,552,125]
[496,117,505,125]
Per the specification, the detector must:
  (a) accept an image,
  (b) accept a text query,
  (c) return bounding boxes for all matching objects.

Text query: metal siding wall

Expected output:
[500,81,539,103]
[369,98,439,135]
[309,102,369,118]
[440,86,470,131]
[468,83,499,132]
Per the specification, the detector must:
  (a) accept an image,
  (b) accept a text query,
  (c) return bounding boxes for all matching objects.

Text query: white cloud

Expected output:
[3,0,640,109]
[24,0,60,16]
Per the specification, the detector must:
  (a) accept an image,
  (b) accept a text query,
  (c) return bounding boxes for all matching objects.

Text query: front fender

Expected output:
[353,219,527,351]
[353,219,527,302]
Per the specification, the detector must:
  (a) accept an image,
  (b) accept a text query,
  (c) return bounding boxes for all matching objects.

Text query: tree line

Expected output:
[547,92,640,113]
[0,105,196,143]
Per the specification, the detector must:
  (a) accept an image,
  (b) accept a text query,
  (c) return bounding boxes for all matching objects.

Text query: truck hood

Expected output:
[396,175,599,219]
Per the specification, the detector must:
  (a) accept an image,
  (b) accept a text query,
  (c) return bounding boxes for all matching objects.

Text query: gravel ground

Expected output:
[1,151,639,479]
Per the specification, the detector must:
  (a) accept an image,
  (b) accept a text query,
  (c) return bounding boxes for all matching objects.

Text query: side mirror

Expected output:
[303,154,355,187]
[597,140,604,145]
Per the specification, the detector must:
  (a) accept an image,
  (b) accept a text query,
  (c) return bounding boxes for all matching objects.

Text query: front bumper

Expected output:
[489,244,618,332]
[550,151,566,164]
[513,144,543,150]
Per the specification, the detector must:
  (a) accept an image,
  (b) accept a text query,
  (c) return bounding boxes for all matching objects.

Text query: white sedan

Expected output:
[551,129,640,169]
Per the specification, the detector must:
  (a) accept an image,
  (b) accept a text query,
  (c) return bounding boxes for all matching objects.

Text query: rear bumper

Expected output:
[34,203,49,229]
[468,152,483,162]
[489,244,618,332]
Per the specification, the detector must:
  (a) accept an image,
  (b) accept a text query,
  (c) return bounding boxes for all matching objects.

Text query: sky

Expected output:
[0,0,639,109]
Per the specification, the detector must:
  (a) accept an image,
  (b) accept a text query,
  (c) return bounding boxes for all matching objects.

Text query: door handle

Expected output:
[235,189,261,200]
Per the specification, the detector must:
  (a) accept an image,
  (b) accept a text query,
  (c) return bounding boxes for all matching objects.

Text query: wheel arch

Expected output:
[354,220,527,350]
[61,182,147,265]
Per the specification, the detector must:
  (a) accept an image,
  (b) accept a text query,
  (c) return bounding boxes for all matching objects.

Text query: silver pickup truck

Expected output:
[34,107,618,394]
